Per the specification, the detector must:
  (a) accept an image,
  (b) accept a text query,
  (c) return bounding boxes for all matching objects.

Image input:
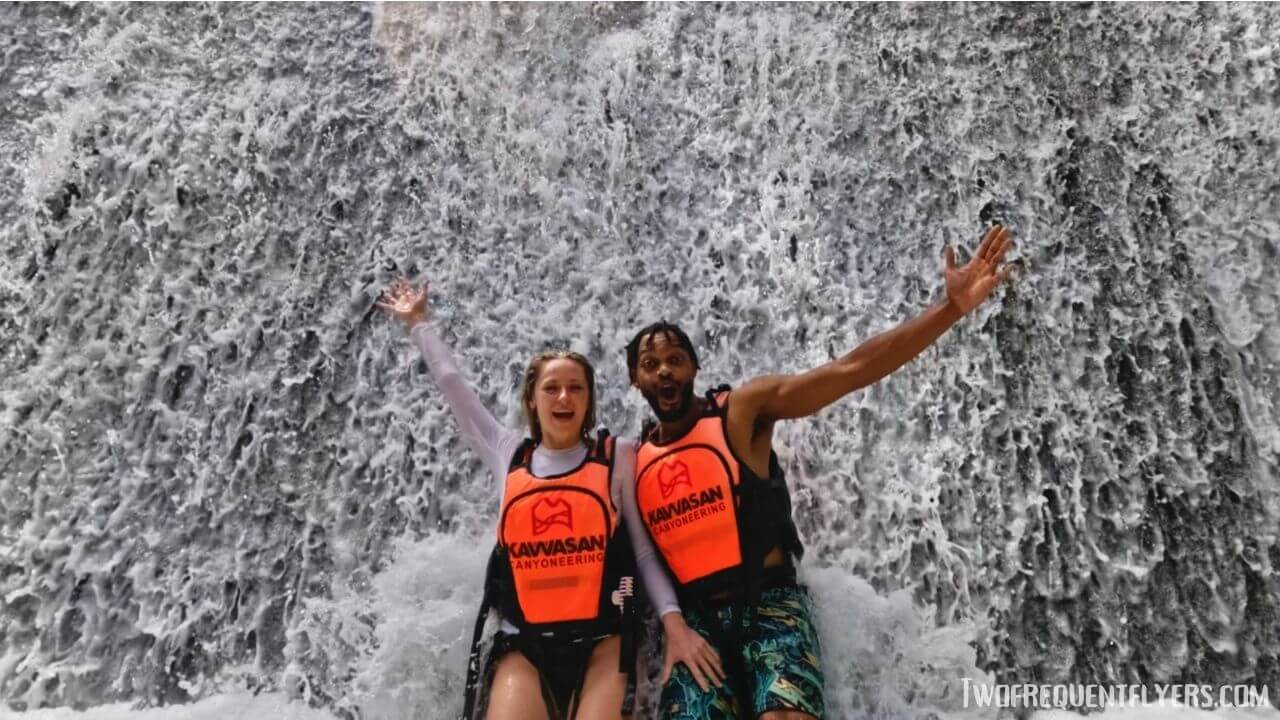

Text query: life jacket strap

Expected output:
[591,428,612,464]
[461,549,501,719]
[616,574,638,716]
[507,437,538,472]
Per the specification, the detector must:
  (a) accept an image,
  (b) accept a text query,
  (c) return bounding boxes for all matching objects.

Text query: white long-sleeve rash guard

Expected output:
[409,322,682,626]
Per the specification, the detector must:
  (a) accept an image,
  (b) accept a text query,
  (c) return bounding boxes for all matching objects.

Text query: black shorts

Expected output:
[481,631,611,719]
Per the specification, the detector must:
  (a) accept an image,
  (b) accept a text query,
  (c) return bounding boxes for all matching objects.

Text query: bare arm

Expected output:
[734,226,1015,425]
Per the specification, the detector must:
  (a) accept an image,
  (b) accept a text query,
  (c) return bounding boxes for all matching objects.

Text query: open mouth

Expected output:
[551,409,576,421]
[658,383,679,404]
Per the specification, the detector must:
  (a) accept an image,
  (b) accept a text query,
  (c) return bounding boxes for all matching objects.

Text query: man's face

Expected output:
[631,331,697,422]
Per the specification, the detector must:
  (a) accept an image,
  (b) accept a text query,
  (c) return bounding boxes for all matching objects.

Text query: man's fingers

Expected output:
[986,225,1008,261]
[975,225,998,260]
[991,232,1014,264]
[944,245,956,271]
[972,234,989,261]
[990,241,1010,266]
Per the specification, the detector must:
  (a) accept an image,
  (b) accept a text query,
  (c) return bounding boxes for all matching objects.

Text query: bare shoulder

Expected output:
[725,380,779,475]
[726,374,787,429]
[729,374,785,412]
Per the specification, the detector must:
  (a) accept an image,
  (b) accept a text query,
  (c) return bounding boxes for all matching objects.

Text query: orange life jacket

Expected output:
[463,432,639,720]
[636,386,803,600]
[496,436,618,624]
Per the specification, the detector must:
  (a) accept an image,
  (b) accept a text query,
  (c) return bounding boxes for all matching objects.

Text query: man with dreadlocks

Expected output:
[624,226,1015,719]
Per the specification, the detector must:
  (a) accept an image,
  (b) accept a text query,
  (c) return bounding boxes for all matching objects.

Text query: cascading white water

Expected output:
[2,3,1278,718]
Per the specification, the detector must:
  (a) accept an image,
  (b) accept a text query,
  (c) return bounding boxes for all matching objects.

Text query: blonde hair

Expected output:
[520,350,597,443]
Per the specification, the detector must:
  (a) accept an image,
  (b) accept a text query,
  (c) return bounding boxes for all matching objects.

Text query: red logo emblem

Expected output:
[531,497,573,535]
[656,459,693,499]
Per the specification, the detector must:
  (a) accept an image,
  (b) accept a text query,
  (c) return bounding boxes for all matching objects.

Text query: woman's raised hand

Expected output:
[376,279,429,328]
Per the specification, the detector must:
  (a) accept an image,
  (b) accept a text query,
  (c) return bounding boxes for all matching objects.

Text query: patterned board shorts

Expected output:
[661,584,825,719]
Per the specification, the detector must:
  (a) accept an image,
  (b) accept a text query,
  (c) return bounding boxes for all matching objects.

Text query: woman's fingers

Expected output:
[665,652,710,692]
[699,656,722,688]
[687,659,710,692]
[705,645,725,683]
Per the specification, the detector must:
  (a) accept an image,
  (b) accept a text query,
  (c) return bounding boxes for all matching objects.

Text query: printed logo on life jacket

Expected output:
[645,485,728,532]
[509,533,607,558]
[531,497,573,535]
[656,459,693,499]
[510,496,606,570]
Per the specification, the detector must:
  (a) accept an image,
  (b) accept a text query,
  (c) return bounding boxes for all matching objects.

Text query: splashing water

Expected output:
[2,3,1278,718]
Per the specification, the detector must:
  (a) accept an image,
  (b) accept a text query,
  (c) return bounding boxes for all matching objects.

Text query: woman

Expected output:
[378,279,723,720]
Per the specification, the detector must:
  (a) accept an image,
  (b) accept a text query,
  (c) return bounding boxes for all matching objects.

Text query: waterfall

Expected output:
[2,3,1277,717]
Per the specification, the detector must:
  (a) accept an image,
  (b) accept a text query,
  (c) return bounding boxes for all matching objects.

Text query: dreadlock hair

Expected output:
[625,321,700,378]
[520,350,597,444]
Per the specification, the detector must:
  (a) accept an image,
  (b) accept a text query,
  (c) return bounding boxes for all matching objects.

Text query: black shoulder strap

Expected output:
[769,451,805,560]
[507,437,537,472]
[705,384,732,413]
[591,428,612,463]
[461,547,503,719]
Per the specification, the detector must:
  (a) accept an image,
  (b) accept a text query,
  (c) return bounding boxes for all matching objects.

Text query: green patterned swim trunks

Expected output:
[661,584,825,719]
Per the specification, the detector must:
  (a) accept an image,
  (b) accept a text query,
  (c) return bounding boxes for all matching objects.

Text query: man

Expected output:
[627,226,1015,719]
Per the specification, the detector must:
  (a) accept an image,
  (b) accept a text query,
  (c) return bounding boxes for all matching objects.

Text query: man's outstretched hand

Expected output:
[944,225,1015,314]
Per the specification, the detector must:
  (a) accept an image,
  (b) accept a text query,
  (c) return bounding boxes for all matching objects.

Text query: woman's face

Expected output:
[531,358,591,449]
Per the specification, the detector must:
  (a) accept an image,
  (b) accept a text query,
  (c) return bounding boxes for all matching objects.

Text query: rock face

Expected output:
[2,3,1277,717]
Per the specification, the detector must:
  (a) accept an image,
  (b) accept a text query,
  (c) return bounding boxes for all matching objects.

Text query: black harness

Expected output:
[643,386,805,711]
[461,430,638,719]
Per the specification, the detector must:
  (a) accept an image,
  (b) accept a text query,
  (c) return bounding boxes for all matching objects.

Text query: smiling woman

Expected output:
[520,351,597,450]
[374,280,718,719]
[7,2,1279,717]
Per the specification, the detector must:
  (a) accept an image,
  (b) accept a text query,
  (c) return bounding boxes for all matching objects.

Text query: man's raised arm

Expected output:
[733,225,1015,425]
